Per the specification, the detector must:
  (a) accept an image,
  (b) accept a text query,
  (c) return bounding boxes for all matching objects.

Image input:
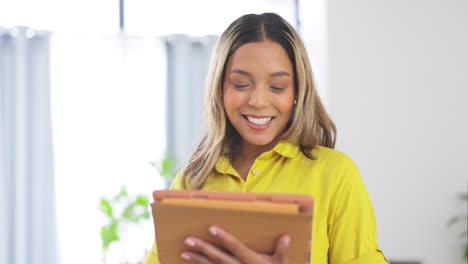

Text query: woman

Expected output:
[145,13,388,264]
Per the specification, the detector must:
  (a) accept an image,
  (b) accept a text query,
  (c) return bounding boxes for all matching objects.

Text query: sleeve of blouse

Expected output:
[143,170,185,264]
[327,155,389,264]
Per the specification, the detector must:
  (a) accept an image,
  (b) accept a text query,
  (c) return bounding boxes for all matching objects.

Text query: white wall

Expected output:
[299,0,329,105]
[327,0,468,263]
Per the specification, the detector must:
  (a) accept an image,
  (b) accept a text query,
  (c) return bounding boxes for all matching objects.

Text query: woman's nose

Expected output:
[248,85,269,108]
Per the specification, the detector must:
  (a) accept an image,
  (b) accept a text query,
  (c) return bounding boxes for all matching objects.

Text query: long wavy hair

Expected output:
[182,13,336,189]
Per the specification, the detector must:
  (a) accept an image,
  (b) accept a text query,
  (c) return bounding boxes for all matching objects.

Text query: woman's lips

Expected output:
[243,115,274,131]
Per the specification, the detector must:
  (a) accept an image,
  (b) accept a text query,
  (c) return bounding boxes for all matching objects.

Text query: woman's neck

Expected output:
[236,137,281,163]
[230,137,280,180]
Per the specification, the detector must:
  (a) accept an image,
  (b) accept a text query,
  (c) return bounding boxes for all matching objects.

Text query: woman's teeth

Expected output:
[246,116,273,125]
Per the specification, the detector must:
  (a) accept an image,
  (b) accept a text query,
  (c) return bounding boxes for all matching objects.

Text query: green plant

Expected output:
[150,154,177,186]
[99,186,150,264]
[447,192,468,259]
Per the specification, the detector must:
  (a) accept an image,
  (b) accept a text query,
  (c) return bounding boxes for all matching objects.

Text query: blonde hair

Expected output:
[182,13,336,189]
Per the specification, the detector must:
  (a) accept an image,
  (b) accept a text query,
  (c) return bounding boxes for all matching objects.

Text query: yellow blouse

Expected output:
[145,141,388,264]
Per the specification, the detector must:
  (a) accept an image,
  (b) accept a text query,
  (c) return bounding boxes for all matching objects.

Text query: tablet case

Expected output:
[151,190,313,264]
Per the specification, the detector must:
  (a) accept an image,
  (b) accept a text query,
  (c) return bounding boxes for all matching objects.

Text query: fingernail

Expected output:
[181,252,191,260]
[208,226,218,236]
[184,238,196,247]
[283,236,291,246]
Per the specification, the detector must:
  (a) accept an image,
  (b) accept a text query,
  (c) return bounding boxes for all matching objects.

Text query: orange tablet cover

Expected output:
[151,190,314,264]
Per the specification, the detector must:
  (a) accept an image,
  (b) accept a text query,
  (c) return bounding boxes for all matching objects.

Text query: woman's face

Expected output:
[223,40,295,147]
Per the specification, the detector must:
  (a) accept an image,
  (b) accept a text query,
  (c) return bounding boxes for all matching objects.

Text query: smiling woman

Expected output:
[144,13,389,264]
[223,41,296,164]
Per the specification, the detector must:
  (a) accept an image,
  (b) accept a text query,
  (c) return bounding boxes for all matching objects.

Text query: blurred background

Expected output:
[0,0,466,264]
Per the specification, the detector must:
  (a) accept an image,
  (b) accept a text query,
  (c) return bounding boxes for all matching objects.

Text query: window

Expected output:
[125,0,297,36]
[1,1,327,263]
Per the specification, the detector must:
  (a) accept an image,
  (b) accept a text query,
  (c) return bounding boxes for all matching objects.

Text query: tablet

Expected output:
[151,190,314,264]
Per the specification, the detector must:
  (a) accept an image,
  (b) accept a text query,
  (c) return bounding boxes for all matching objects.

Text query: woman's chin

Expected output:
[243,135,278,147]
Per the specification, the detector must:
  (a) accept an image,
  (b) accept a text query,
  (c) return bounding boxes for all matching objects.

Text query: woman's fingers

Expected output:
[272,235,290,263]
[183,237,240,264]
[207,226,257,261]
[181,251,215,264]
[182,227,292,264]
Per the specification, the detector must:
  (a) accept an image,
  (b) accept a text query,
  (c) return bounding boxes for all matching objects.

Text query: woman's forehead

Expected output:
[226,40,293,75]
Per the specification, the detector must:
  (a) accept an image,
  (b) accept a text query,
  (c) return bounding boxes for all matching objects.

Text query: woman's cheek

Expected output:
[274,96,295,113]
[223,89,243,108]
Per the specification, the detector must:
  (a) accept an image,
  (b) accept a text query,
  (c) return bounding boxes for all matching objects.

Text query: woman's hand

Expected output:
[179,226,290,264]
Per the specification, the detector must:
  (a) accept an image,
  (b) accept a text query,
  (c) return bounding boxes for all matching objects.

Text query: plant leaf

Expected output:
[142,211,150,219]
[136,195,149,206]
[458,192,468,201]
[448,215,464,227]
[122,202,138,222]
[100,187,151,255]
[149,161,158,169]
[122,199,150,222]
[161,156,177,180]
[115,186,128,201]
[99,198,113,218]
[101,220,119,251]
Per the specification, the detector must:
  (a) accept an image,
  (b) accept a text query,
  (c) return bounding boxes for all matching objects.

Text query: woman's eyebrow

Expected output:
[231,69,251,76]
[231,69,290,77]
[270,71,290,77]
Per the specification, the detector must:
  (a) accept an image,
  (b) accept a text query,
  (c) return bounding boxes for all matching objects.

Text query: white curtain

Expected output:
[0,27,58,264]
[165,35,218,170]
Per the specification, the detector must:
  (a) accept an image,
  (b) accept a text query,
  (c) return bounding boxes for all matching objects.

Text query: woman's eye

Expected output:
[233,84,249,88]
[270,86,285,91]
